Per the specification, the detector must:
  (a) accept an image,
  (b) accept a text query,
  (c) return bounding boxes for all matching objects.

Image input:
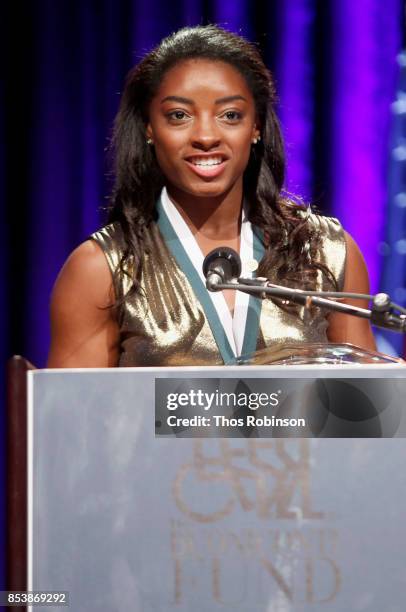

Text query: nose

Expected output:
[191,114,221,151]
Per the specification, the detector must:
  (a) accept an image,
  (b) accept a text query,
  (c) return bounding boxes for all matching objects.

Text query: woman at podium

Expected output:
[47,25,376,368]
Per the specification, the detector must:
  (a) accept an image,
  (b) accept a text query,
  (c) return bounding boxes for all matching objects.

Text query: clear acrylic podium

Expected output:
[235,341,403,366]
[6,345,406,611]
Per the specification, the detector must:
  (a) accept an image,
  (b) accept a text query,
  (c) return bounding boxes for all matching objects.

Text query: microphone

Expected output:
[202,247,241,291]
[203,247,406,334]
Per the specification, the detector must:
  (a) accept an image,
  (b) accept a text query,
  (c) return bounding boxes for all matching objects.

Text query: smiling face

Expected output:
[146,58,260,203]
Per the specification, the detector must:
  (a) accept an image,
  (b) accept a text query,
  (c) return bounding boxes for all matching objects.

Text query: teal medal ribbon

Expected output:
[240,227,264,358]
[156,197,264,364]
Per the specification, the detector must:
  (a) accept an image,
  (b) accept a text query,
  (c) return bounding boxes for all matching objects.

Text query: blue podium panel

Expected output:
[27,366,406,611]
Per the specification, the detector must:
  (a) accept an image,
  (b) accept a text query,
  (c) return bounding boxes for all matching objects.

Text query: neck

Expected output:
[165,180,243,240]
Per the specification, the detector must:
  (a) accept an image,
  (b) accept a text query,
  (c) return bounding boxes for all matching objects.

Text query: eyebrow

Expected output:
[160,95,248,105]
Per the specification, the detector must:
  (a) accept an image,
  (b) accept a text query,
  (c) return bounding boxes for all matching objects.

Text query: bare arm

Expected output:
[47,240,120,368]
[327,231,377,351]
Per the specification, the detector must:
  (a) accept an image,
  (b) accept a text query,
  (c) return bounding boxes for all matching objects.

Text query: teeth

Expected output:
[190,157,223,167]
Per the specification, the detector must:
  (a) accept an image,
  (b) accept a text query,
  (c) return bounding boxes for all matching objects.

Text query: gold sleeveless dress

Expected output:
[90,214,346,367]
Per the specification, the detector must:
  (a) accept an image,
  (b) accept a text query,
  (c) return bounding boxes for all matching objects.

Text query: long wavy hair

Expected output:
[108,25,337,300]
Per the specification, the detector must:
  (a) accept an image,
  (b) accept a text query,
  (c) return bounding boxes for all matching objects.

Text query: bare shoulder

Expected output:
[327,230,376,351]
[52,239,113,305]
[48,240,120,368]
[342,230,370,293]
[344,230,365,259]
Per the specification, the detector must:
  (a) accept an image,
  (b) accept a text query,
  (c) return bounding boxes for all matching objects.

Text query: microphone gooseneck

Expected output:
[201,246,406,334]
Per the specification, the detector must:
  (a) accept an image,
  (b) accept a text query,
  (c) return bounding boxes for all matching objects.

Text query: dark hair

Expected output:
[108,25,336,299]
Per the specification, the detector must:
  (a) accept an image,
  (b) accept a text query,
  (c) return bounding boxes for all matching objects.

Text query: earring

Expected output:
[252,135,261,145]
[146,138,153,145]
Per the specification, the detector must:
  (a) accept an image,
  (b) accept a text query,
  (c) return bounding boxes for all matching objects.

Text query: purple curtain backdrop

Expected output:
[330,2,403,293]
[378,51,406,356]
[274,0,316,202]
[2,0,404,588]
